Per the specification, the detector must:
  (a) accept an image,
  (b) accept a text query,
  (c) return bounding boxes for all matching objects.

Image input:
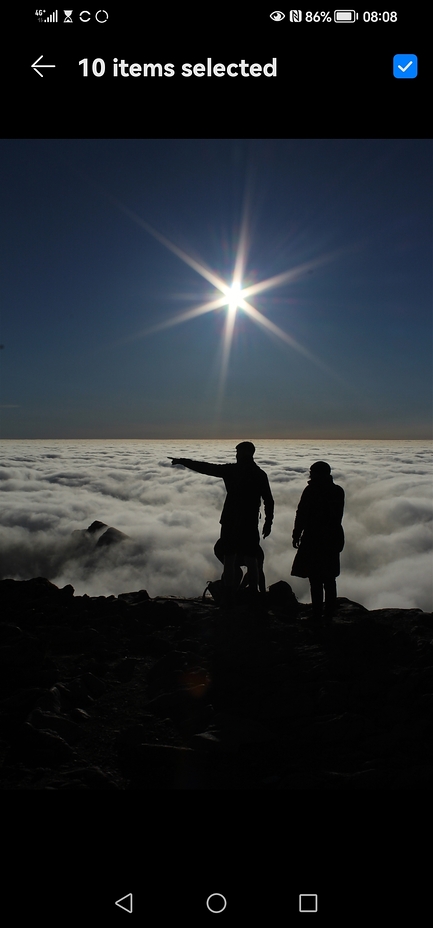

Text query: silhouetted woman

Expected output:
[291,461,344,621]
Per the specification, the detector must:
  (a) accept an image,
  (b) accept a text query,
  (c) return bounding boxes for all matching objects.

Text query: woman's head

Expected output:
[309,461,331,481]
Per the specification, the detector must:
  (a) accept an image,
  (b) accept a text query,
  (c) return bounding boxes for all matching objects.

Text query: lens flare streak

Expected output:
[110,199,340,385]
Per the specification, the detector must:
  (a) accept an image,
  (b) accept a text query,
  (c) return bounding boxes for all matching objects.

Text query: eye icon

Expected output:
[270,10,285,20]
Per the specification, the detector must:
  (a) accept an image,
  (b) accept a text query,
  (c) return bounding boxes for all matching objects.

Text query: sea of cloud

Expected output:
[0,439,431,611]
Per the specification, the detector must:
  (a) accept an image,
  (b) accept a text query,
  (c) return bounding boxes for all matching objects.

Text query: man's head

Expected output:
[236,441,256,463]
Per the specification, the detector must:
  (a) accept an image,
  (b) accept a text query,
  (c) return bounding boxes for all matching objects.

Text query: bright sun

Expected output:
[227,282,242,313]
[110,198,338,392]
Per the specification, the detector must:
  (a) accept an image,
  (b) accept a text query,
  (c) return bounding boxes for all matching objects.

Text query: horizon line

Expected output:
[2,436,431,442]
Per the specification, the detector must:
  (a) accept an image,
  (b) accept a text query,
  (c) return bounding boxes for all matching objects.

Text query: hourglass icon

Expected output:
[63,10,73,21]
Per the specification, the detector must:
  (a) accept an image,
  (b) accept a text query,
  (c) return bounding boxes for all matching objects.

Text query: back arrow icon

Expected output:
[32,55,56,77]
[115,894,133,914]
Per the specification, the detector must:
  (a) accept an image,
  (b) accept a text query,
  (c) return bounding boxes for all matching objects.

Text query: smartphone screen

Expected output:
[2,3,431,923]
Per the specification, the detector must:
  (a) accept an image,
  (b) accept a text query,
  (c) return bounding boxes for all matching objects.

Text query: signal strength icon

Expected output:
[36,10,59,21]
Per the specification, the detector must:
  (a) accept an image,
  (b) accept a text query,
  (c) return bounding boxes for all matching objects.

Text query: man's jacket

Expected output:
[178,459,274,527]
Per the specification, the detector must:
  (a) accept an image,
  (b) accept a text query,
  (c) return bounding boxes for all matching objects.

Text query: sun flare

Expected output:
[227,281,242,313]
[109,198,340,393]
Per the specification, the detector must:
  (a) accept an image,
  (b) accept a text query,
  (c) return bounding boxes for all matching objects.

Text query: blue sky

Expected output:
[0,138,431,438]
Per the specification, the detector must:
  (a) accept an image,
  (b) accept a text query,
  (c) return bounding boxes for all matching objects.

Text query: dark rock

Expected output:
[80,672,106,697]
[35,686,63,713]
[110,658,138,683]
[116,742,198,789]
[28,709,84,744]
[69,708,91,722]
[71,521,130,549]
[390,765,433,788]
[0,688,44,738]
[69,765,118,788]
[317,681,350,714]
[1,577,432,789]
[87,521,108,535]
[134,635,173,656]
[146,650,204,691]
[0,625,23,643]
[334,597,369,615]
[6,722,77,765]
[118,590,150,604]
[96,527,129,547]
[0,577,71,602]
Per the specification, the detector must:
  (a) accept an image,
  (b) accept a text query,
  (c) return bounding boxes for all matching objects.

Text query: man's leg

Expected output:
[222,554,237,590]
[244,556,260,593]
[258,562,266,594]
[323,577,337,616]
[309,576,323,620]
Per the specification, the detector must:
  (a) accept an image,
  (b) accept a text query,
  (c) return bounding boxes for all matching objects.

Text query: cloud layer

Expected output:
[0,439,431,611]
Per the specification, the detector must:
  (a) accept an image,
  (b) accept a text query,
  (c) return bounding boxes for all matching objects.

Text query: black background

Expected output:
[10,4,428,136]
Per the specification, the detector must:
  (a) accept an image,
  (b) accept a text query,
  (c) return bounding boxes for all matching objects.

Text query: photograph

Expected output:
[1,137,431,801]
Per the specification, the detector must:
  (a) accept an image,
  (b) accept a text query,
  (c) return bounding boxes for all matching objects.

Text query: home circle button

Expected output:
[206,894,227,913]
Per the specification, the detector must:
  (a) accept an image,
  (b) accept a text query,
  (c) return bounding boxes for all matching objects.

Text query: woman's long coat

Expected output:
[291,478,345,579]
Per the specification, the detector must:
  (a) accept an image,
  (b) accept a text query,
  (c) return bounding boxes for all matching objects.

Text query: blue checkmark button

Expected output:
[393,55,418,78]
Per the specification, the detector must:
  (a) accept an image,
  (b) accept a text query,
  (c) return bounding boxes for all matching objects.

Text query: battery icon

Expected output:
[334,10,358,21]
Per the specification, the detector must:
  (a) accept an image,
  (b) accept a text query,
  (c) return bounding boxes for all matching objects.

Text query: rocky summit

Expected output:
[0,576,432,789]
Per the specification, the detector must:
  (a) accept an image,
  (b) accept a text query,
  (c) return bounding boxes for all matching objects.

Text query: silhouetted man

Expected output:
[171,441,274,598]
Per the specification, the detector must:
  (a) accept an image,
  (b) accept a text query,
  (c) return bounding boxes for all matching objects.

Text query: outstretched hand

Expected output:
[292,536,300,548]
[262,521,272,538]
[171,458,182,466]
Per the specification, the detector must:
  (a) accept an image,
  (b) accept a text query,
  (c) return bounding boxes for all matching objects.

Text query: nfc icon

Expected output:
[289,9,303,20]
